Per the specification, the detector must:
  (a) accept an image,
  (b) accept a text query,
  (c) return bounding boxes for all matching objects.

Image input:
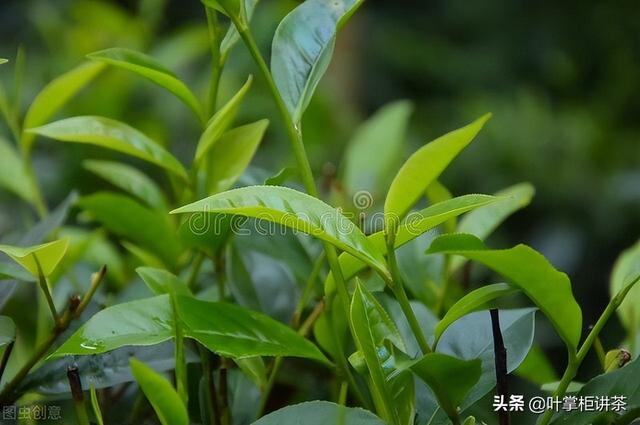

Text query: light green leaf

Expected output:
[177,296,328,363]
[451,182,535,272]
[83,159,167,209]
[130,358,189,425]
[122,241,166,269]
[51,295,174,357]
[342,100,412,199]
[0,59,7,65]
[22,61,105,152]
[540,381,584,393]
[349,282,400,424]
[202,0,242,18]
[89,384,105,425]
[29,116,187,179]
[271,0,363,123]
[385,114,491,221]
[325,194,498,296]
[87,48,203,121]
[0,316,16,349]
[235,357,267,388]
[0,239,69,277]
[171,185,389,279]
[434,283,517,344]
[610,239,640,332]
[427,233,582,352]
[252,401,385,425]
[515,345,558,385]
[0,137,36,203]
[78,192,183,268]
[194,76,252,164]
[136,267,191,296]
[205,119,268,194]
[410,353,481,421]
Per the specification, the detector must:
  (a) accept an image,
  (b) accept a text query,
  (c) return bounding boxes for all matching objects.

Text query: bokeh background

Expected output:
[1,0,639,407]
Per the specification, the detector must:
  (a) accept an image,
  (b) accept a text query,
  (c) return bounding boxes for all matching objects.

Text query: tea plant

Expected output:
[0,1,639,424]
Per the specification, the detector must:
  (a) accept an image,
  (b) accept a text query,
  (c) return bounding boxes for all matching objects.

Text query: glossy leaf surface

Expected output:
[172,185,388,278]
[385,114,491,220]
[427,233,581,351]
[29,116,188,179]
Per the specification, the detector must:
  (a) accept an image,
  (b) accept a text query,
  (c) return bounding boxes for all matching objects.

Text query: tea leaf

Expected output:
[0,59,7,65]
[385,114,491,221]
[51,295,175,357]
[451,182,535,272]
[87,48,203,121]
[202,0,242,18]
[549,356,640,424]
[0,316,16,349]
[325,194,498,295]
[0,263,33,282]
[29,116,188,179]
[130,358,189,425]
[271,0,363,123]
[194,76,252,164]
[342,100,412,200]
[78,192,183,268]
[425,308,536,418]
[411,353,481,421]
[434,283,517,344]
[22,61,105,152]
[205,119,268,194]
[0,137,36,203]
[136,267,191,296]
[349,282,400,424]
[83,159,167,209]
[176,296,328,362]
[171,185,389,278]
[252,401,385,425]
[610,239,640,332]
[426,234,582,351]
[0,239,68,277]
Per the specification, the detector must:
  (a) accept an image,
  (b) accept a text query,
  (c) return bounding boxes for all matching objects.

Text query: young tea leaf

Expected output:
[385,114,491,221]
[0,239,69,277]
[171,185,389,279]
[427,233,582,352]
[205,119,269,194]
[28,116,188,179]
[194,76,252,164]
[271,0,363,123]
[22,61,105,152]
[610,239,640,333]
[130,358,189,425]
[87,48,204,122]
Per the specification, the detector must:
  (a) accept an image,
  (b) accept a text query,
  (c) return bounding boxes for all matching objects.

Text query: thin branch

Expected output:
[490,309,509,425]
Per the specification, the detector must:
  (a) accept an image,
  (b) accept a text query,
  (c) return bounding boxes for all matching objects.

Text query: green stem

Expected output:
[199,345,221,425]
[33,254,60,326]
[171,294,188,404]
[385,234,431,354]
[538,274,640,425]
[292,252,325,328]
[205,6,222,116]
[187,252,206,292]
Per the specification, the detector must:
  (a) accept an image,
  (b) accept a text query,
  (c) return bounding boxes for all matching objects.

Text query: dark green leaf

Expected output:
[385,114,491,221]
[410,353,481,421]
[78,192,183,268]
[87,48,203,121]
[271,0,363,123]
[28,116,188,179]
[136,267,191,295]
[0,316,16,348]
[252,401,385,425]
[130,358,189,425]
[427,233,581,351]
